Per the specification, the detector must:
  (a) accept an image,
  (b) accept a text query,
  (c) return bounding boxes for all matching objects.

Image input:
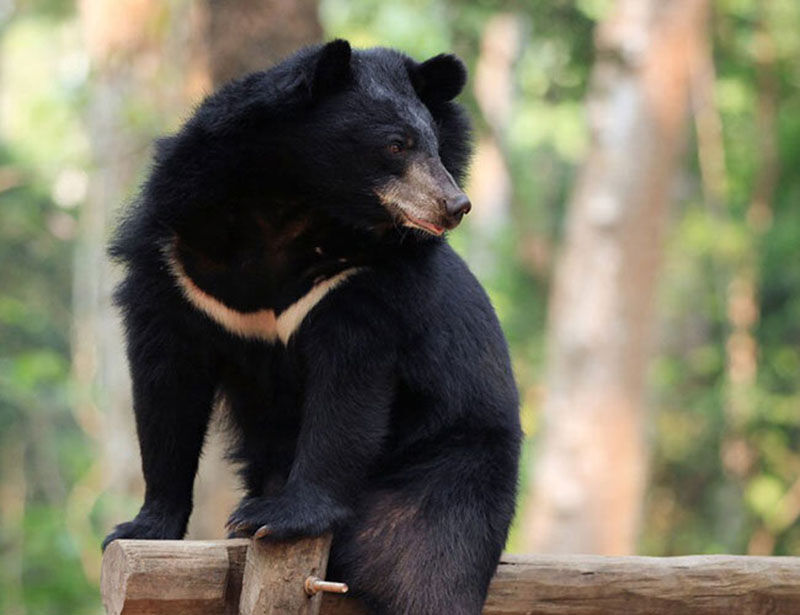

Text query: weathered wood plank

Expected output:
[101,539,248,615]
[102,540,800,615]
[239,534,334,615]
[481,554,800,614]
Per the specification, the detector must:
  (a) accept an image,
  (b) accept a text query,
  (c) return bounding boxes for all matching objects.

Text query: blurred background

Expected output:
[1,0,799,612]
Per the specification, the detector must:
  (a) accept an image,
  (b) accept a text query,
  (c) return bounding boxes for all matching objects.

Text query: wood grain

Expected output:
[102,541,800,614]
[101,539,248,615]
[239,534,333,615]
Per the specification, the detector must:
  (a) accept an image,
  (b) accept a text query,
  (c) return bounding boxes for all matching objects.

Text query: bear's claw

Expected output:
[102,509,186,551]
[226,492,349,541]
[253,525,271,539]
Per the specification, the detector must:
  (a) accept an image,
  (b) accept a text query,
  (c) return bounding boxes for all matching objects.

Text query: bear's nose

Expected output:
[445,194,472,217]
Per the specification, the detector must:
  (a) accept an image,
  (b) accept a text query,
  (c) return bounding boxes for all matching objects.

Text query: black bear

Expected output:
[104,40,521,615]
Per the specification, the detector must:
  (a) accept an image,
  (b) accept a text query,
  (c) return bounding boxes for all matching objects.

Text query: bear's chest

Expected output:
[165,208,370,344]
[170,257,361,344]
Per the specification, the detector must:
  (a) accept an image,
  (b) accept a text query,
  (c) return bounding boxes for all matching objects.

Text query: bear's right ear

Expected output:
[309,39,352,99]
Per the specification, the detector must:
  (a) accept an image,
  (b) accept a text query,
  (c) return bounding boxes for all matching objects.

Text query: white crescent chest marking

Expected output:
[168,256,361,344]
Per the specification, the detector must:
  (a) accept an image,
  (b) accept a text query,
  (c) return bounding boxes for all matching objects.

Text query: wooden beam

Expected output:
[101,539,248,615]
[239,534,337,615]
[102,540,800,614]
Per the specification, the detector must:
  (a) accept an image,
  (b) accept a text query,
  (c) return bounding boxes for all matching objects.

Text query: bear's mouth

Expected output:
[399,210,445,236]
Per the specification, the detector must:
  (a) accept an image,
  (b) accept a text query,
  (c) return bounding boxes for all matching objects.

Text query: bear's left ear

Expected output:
[410,54,467,104]
[310,39,352,99]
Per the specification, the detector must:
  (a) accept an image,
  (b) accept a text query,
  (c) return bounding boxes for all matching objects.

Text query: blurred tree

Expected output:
[0,1,98,610]
[524,0,710,554]
[720,0,781,555]
[0,143,83,612]
[643,0,800,557]
[201,0,322,85]
[467,13,520,276]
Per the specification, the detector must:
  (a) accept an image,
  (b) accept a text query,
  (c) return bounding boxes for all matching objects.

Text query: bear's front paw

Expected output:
[226,488,350,541]
[102,507,188,551]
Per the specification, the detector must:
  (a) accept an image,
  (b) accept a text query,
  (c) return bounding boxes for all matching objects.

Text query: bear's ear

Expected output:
[310,39,352,99]
[411,54,467,104]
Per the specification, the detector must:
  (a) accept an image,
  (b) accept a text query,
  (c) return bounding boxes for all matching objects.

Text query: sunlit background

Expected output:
[1,0,799,612]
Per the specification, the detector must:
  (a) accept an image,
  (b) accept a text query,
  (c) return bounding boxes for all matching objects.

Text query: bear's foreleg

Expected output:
[102,305,217,549]
[226,319,395,540]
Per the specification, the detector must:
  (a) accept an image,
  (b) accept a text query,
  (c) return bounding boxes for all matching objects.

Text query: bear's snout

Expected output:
[374,156,472,235]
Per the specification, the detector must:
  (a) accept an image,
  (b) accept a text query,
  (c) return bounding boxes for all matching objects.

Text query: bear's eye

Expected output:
[387,137,413,155]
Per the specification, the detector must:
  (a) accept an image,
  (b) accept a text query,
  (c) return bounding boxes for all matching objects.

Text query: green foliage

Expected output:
[641,0,800,556]
[0,143,99,611]
[0,8,98,614]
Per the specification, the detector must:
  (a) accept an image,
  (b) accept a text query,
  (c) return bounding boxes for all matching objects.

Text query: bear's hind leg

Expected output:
[329,445,517,615]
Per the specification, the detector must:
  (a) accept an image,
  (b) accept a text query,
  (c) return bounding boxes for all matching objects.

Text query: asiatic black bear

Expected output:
[104,40,521,615]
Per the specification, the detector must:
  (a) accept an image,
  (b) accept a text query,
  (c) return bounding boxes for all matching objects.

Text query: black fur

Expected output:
[104,40,521,615]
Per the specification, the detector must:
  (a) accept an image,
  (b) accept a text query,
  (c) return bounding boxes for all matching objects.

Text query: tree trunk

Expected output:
[200,0,323,86]
[523,0,709,554]
[467,13,520,277]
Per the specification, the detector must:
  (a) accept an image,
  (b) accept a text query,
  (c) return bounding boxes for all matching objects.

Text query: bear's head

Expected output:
[214,40,474,240]
[310,40,473,238]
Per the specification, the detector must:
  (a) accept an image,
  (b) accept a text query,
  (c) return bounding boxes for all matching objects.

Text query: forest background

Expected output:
[1,0,798,613]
